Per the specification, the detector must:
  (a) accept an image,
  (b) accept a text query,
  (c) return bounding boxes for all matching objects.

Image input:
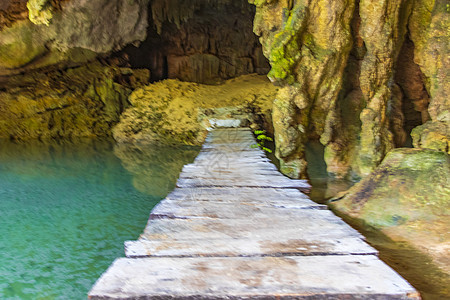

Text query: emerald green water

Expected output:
[0,139,199,299]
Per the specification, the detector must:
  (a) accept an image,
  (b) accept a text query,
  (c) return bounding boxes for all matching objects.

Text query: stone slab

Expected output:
[88,256,420,299]
[166,187,311,201]
[150,200,325,219]
[140,210,367,241]
[208,118,243,128]
[182,163,280,174]
[163,188,317,210]
[125,235,376,257]
[181,164,281,175]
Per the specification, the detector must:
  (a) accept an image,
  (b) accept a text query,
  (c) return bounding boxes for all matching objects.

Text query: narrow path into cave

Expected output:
[89,128,418,299]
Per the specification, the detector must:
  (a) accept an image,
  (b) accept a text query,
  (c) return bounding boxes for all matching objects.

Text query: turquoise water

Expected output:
[0,140,199,299]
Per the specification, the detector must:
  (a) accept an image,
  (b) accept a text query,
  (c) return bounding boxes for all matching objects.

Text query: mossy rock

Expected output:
[0,24,47,69]
[0,62,148,141]
[112,75,278,145]
[331,148,450,273]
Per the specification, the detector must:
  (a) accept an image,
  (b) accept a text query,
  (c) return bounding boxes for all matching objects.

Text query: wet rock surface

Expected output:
[0,62,149,141]
[331,148,450,275]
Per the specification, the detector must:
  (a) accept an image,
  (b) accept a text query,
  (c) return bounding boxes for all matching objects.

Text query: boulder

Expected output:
[331,148,450,274]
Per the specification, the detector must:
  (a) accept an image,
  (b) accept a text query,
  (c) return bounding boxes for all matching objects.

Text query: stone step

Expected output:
[176,177,311,191]
[166,187,310,201]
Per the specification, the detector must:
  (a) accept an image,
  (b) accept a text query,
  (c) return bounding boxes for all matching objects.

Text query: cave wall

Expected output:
[0,0,270,141]
[0,0,151,140]
[123,0,270,83]
[250,0,449,179]
[0,63,149,141]
[0,0,149,76]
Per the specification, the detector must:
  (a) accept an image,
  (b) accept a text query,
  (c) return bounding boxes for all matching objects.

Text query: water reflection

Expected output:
[304,140,352,203]
[114,143,200,198]
[0,138,199,299]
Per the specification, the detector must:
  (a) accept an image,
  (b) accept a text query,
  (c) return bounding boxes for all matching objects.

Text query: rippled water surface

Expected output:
[0,139,199,299]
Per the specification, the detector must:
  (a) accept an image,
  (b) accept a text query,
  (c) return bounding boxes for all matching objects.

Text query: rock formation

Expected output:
[250,0,449,179]
[0,63,149,141]
[330,148,450,274]
[122,0,270,83]
[112,74,277,145]
[0,0,149,76]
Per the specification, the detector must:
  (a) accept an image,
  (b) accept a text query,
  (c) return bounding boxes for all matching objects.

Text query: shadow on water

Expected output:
[304,141,353,204]
[0,138,199,299]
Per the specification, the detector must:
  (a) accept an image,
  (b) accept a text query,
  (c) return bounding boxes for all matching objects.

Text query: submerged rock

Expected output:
[112,74,278,145]
[330,148,450,274]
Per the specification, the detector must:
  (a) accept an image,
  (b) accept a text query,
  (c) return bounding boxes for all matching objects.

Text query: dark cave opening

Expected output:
[115,0,269,84]
[121,27,169,82]
[392,33,430,147]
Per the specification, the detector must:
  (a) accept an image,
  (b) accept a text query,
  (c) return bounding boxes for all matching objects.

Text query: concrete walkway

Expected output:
[89,128,420,299]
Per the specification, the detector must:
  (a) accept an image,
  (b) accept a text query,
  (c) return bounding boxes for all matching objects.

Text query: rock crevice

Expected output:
[250,0,449,178]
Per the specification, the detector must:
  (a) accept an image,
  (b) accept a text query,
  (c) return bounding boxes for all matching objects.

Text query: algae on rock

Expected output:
[0,62,149,141]
[250,0,355,178]
[250,0,449,179]
[27,0,53,25]
[113,74,278,145]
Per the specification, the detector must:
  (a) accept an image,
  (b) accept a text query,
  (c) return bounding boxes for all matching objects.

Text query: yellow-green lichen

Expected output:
[267,3,307,84]
[27,0,53,26]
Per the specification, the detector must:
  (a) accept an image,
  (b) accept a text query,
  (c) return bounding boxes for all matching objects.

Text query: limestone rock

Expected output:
[412,112,450,153]
[0,0,149,75]
[409,0,449,122]
[112,75,278,145]
[250,0,355,179]
[123,0,269,83]
[251,0,449,179]
[0,62,149,141]
[331,148,450,274]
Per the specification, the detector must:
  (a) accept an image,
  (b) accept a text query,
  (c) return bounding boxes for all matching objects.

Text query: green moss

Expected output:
[302,32,333,61]
[251,0,268,7]
[267,3,307,84]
